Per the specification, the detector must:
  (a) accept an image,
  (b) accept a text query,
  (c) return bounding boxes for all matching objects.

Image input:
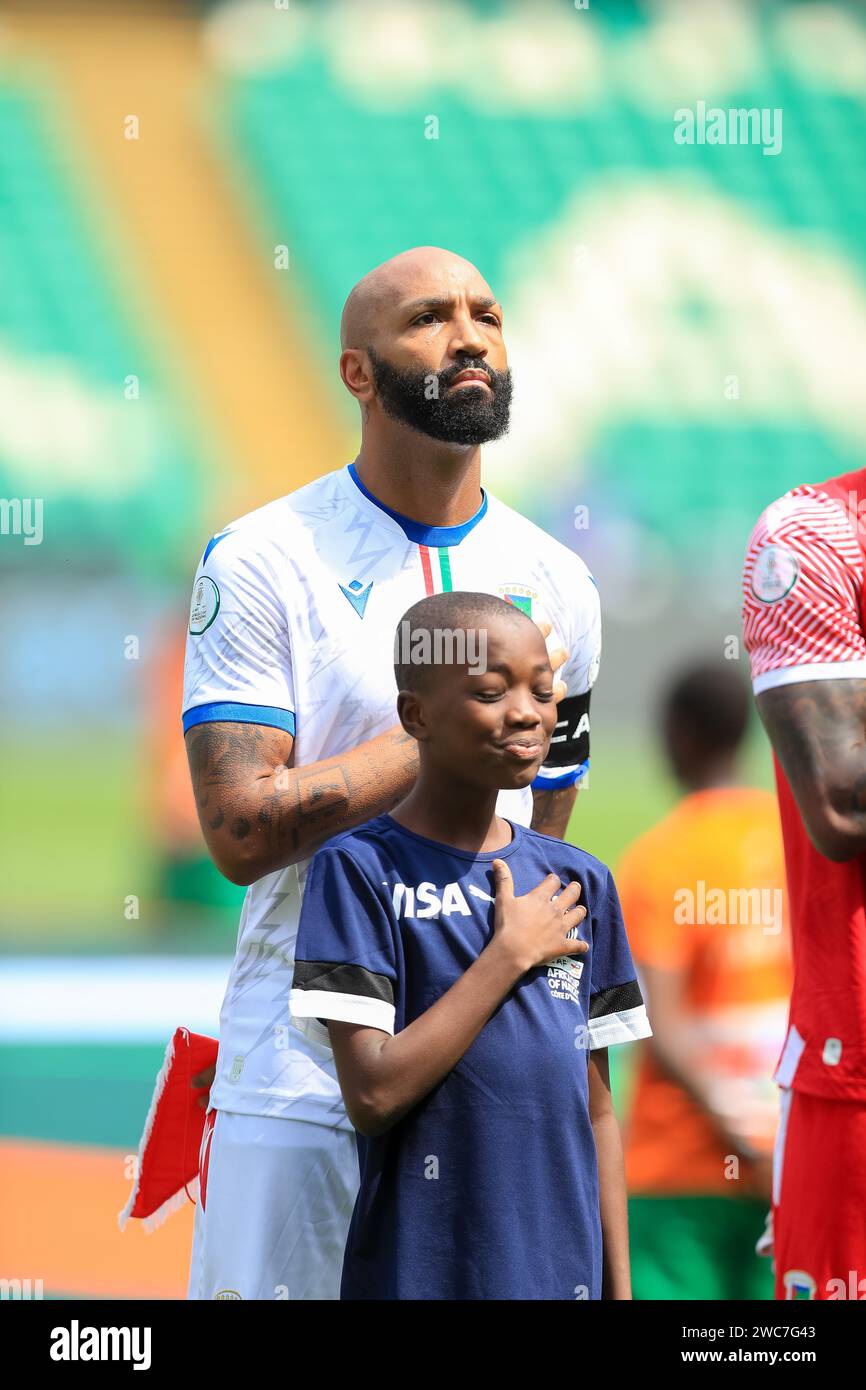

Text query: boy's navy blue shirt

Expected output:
[291,812,651,1301]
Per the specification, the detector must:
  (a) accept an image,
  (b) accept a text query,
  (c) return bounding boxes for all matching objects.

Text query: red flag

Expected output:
[118,1027,218,1232]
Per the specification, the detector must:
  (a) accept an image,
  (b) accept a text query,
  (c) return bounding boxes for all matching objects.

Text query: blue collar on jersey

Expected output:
[347,461,488,547]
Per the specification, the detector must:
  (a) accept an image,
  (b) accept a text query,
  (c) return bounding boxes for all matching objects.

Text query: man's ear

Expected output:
[339,348,375,403]
[396,689,428,742]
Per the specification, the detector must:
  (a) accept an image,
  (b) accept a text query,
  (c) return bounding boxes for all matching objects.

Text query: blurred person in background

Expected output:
[616,664,791,1301]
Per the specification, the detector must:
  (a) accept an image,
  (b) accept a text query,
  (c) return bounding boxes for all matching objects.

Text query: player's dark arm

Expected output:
[184,721,419,886]
[531,783,578,839]
[326,863,587,1138]
[588,1048,631,1300]
[757,678,866,862]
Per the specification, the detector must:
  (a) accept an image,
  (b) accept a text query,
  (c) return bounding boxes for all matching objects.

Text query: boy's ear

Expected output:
[396,689,429,742]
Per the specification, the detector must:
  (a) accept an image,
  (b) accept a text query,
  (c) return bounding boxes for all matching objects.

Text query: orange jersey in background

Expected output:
[618,787,791,1196]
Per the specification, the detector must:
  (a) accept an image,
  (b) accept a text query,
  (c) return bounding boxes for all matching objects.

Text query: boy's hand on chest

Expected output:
[487,858,588,979]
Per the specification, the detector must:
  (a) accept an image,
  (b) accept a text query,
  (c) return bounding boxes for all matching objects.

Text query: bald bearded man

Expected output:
[181,247,602,1300]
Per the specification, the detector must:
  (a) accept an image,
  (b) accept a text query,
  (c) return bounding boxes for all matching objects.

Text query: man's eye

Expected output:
[413,312,437,325]
[535,689,555,701]
[479,314,501,327]
[475,690,503,701]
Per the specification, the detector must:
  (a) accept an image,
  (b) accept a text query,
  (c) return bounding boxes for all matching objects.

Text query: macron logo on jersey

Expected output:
[388,879,494,919]
[339,578,374,618]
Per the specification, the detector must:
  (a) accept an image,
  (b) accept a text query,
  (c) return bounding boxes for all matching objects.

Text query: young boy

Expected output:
[290,592,650,1300]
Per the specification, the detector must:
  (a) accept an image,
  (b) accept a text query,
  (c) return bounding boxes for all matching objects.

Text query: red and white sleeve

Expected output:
[742,487,866,694]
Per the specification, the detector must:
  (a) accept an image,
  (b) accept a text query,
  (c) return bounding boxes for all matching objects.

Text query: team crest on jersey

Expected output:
[547,953,584,1005]
[822,1036,843,1066]
[498,583,538,617]
[750,544,799,604]
[214,1289,242,1300]
[189,576,220,634]
[783,1269,817,1300]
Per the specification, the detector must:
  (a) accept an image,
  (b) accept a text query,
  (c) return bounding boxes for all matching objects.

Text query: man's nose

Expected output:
[504,699,543,726]
[448,313,487,360]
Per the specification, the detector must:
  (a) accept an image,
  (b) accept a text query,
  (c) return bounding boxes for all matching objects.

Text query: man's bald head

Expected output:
[338,245,512,447]
[340,246,492,350]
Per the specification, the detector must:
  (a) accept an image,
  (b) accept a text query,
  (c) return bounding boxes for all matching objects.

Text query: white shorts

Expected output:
[187,1110,360,1301]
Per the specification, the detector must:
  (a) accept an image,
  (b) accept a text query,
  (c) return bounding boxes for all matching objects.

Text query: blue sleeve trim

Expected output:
[531,759,589,791]
[182,702,296,735]
[201,529,233,567]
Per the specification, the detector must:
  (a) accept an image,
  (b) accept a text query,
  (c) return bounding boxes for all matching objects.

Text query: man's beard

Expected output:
[367,347,513,445]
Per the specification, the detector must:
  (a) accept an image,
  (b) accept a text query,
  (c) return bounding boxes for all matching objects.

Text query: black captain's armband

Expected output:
[543,690,591,768]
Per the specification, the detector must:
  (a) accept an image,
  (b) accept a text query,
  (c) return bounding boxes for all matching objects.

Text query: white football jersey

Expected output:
[182,462,601,1126]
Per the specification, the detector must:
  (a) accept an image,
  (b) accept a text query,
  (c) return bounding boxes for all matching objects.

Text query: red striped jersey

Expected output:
[742,468,866,1101]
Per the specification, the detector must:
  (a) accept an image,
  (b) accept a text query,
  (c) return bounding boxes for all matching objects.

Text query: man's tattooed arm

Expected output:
[757,678,866,862]
[185,721,420,885]
[530,783,579,841]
